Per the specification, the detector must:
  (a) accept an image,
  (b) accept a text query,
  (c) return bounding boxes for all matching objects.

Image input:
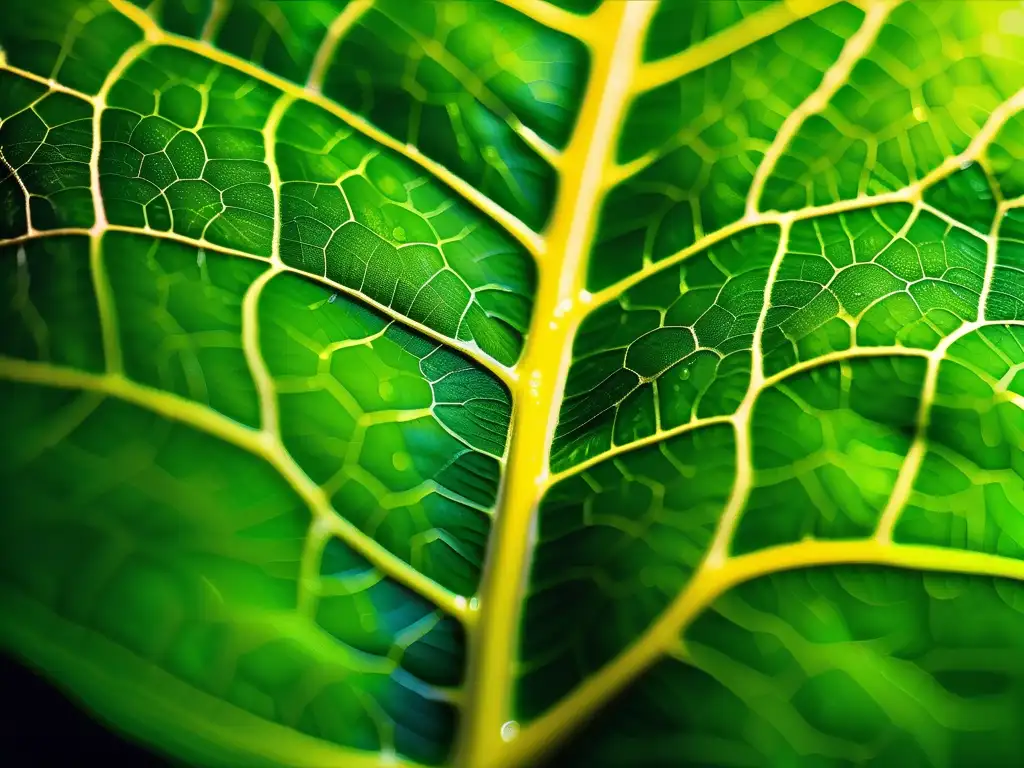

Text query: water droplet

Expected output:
[328,293,338,304]
[500,721,520,742]
[680,368,690,381]
[379,380,394,400]
[912,105,927,122]
[392,226,406,242]
[392,452,410,471]
[196,250,206,267]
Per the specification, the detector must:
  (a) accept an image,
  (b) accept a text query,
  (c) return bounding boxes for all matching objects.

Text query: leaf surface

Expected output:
[2,1,1024,767]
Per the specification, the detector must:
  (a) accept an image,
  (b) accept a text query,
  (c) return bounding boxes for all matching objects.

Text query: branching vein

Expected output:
[0,356,468,619]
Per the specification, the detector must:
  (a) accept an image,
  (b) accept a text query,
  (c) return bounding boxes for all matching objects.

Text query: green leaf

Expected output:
[2,2,1024,767]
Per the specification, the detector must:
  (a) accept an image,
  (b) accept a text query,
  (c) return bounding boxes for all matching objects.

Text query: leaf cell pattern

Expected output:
[2,2,1024,768]
[0,75,94,236]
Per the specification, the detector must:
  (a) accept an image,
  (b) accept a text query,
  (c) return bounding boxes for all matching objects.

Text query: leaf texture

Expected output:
[2,1,1024,767]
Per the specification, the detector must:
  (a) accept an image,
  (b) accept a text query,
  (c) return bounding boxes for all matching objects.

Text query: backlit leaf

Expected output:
[2,1,1024,767]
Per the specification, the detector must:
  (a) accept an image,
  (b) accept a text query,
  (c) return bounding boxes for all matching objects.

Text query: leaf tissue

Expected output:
[2,0,1024,766]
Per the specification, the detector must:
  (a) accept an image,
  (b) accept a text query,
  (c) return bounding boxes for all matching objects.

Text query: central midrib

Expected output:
[453,4,659,768]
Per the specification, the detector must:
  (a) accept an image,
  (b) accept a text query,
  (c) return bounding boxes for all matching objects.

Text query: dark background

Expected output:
[0,653,176,766]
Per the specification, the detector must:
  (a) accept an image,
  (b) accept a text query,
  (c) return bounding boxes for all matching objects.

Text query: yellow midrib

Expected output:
[453,4,659,767]
[463,2,1024,766]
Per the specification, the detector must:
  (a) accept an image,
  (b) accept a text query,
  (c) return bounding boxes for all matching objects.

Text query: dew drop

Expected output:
[379,380,394,400]
[392,452,411,471]
[680,368,691,381]
[912,105,927,121]
[500,721,520,742]
[392,226,407,242]
[328,293,338,304]
[196,250,206,267]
